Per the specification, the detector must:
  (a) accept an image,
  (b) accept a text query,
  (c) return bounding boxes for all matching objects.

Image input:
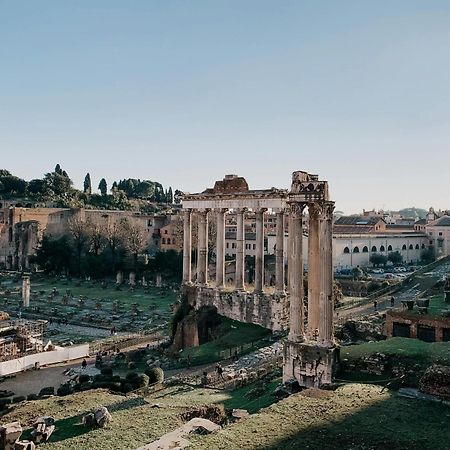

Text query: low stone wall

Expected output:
[193,287,289,331]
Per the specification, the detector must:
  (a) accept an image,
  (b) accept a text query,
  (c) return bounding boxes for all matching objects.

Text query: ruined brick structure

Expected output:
[181,171,339,387]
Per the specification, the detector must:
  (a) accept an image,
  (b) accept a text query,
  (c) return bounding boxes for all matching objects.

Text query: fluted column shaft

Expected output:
[288,203,305,342]
[235,208,246,290]
[307,205,320,337]
[275,211,285,292]
[182,210,192,284]
[318,201,335,347]
[215,209,226,288]
[197,210,209,285]
[255,209,265,292]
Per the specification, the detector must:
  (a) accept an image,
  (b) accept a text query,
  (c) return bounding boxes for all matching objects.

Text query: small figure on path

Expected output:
[216,363,225,381]
[373,300,378,311]
[81,359,87,370]
[390,296,395,307]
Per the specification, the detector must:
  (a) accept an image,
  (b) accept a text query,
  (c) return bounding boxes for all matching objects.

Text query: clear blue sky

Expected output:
[1,1,449,214]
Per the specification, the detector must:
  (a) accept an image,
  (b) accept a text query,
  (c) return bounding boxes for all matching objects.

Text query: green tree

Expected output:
[54,164,62,175]
[98,178,108,196]
[421,247,435,264]
[388,251,403,266]
[0,175,27,195]
[83,173,92,194]
[369,253,388,267]
[44,171,73,197]
[0,169,11,176]
[167,187,173,204]
[31,235,72,274]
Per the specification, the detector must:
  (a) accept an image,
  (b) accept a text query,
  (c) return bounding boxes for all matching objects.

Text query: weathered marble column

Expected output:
[22,276,30,308]
[235,208,246,290]
[215,209,226,288]
[182,209,192,284]
[254,209,266,292]
[197,210,209,285]
[288,203,305,342]
[318,201,335,347]
[275,210,285,293]
[307,204,321,338]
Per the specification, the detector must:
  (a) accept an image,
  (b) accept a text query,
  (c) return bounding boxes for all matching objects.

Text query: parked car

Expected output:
[372,268,384,274]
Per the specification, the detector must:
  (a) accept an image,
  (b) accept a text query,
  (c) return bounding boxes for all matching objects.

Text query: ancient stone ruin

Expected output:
[181,171,338,388]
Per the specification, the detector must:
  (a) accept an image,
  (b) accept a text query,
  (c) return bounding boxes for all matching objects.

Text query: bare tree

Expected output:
[120,218,148,270]
[105,219,124,272]
[68,216,90,275]
[86,220,106,256]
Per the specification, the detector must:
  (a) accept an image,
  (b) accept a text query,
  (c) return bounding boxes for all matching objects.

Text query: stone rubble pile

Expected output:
[0,420,40,450]
[30,417,55,445]
[83,406,111,428]
[419,365,450,400]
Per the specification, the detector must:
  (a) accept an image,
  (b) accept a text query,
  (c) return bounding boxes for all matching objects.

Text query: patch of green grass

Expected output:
[179,318,271,365]
[341,337,450,366]
[222,377,281,413]
[193,384,450,450]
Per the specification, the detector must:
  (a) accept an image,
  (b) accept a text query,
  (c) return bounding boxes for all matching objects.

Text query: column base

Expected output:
[283,340,340,388]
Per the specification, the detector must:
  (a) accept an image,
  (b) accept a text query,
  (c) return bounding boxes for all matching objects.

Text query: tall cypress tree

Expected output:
[83,173,92,194]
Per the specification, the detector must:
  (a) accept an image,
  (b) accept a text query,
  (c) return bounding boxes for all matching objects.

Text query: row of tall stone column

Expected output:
[182,201,334,347]
[287,201,335,347]
[182,208,285,292]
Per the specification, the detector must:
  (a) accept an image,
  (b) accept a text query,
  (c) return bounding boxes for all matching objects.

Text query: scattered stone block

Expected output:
[94,407,111,428]
[14,440,35,450]
[0,422,22,450]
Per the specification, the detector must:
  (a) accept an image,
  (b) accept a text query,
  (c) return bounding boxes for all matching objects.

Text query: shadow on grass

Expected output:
[25,396,150,443]
[260,392,450,450]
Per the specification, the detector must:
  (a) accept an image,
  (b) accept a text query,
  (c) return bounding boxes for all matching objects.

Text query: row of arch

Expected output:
[343,243,425,254]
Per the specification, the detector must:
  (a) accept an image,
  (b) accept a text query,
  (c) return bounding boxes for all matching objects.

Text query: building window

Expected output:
[438,240,444,248]
[429,240,433,245]
[362,246,368,253]
[162,238,166,244]
[415,244,420,249]
[380,245,385,252]
[409,244,413,250]
[388,245,393,251]
[343,247,350,254]
[253,244,256,250]
[353,246,360,253]
[402,244,407,250]
[226,243,229,248]
[439,232,443,236]
[167,238,171,244]
[422,244,425,249]
[371,246,377,252]
[164,230,168,234]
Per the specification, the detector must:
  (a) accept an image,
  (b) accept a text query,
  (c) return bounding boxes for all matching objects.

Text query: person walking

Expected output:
[373,300,378,311]
[81,359,87,370]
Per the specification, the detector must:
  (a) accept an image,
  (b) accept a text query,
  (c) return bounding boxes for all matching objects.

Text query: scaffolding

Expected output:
[0,319,48,362]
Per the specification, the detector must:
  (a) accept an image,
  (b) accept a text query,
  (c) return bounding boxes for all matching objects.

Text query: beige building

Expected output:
[0,205,174,270]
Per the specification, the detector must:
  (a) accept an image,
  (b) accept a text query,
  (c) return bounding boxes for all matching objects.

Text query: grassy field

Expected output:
[193,384,450,450]
[341,337,450,367]
[2,382,449,450]
[0,273,178,337]
[178,318,271,365]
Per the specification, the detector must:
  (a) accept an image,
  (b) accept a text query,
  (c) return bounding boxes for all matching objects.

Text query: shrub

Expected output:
[101,365,113,376]
[0,399,11,408]
[145,367,164,384]
[27,394,39,401]
[128,362,136,370]
[121,382,133,393]
[39,387,54,397]
[12,396,26,403]
[78,374,91,384]
[133,374,149,389]
[57,383,73,396]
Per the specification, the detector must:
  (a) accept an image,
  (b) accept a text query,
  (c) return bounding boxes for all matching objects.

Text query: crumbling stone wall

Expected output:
[193,287,289,331]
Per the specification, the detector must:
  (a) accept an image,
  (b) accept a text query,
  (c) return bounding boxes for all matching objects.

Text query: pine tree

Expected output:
[98,178,108,196]
[54,164,62,175]
[111,181,118,193]
[167,186,173,204]
[83,173,92,194]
